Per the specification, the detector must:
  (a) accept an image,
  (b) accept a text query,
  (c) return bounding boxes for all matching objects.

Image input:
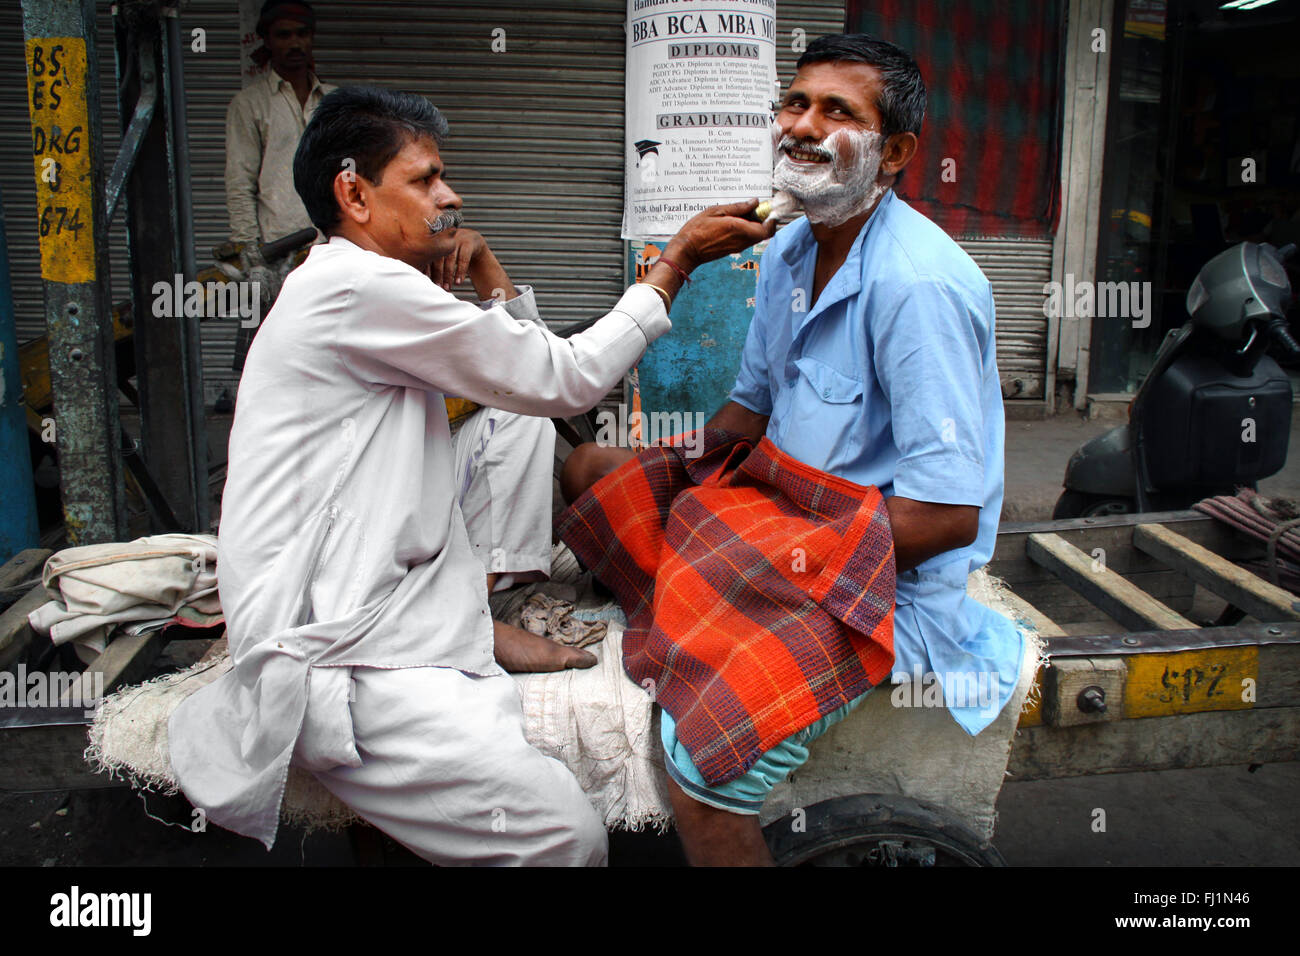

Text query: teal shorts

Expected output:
[661,687,873,815]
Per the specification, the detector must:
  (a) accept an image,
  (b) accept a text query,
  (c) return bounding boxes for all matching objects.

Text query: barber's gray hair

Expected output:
[294,85,451,234]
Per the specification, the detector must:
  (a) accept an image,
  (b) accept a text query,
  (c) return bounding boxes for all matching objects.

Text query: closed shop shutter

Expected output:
[1,0,637,402]
[776,0,846,84]
[193,0,635,400]
[959,238,1052,399]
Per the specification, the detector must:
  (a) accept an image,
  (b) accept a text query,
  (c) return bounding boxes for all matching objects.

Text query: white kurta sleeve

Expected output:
[476,285,546,329]
[333,258,669,417]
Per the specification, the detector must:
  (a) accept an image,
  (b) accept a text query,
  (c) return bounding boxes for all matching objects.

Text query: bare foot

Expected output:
[493,620,597,673]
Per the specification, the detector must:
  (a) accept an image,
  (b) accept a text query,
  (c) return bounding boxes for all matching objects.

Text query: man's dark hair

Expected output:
[257,0,317,37]
[294,85,450,234]
[796,33,926,139]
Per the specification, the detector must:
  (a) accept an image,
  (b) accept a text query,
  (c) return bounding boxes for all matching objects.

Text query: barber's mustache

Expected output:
[424,209,464,236]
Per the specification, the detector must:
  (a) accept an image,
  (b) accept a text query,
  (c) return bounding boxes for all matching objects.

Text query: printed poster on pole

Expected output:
[623,0,778,239]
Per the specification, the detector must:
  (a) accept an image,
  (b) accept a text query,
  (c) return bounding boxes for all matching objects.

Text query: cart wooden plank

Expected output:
[1122,645,1258,718]
[999,571,1195,624]
[0,548,51,592]
[990,511,1264,622]
[0,584,48,671]
[1027,532,1197,631]
[58,632,163,705]
[994,586,1066,638]
[1133,522,1300,623]
[1042,656,1125,726]
[1031,621,1300,727]
[993,510,1265,571]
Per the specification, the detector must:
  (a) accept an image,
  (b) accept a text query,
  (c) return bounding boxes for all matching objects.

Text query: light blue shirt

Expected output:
[730,189,1024,734]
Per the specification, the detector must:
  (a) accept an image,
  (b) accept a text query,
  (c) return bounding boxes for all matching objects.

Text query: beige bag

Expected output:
[28,534,221,659]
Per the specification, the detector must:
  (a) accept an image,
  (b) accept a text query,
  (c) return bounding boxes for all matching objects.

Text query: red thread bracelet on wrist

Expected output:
[657,255,691,285]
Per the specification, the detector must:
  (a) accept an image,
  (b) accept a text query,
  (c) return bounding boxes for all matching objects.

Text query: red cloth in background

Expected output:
[847,0,1066,238]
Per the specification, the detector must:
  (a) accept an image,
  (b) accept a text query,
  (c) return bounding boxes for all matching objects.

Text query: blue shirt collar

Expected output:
[781,188,895,325]
[780,188,894,265]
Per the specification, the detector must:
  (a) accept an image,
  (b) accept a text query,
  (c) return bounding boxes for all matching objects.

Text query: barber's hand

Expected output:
[428,227,487,291]
[663,200,777,273]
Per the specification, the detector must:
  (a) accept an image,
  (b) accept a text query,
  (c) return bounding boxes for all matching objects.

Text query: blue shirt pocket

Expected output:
[779,356,866,471]
[793,355,863,403]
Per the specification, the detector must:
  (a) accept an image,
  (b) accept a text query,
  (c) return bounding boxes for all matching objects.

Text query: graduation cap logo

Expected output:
[633,139,661,165]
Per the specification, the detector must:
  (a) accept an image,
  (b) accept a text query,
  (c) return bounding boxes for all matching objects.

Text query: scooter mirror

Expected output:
[1186,241,1292,342]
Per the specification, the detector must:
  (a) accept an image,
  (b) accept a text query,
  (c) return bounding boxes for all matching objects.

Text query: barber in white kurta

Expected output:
[169,242,665,864]
[167,85,771,864]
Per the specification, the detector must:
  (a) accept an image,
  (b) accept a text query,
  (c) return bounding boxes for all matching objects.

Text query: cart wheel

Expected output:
[763,794,1006,867]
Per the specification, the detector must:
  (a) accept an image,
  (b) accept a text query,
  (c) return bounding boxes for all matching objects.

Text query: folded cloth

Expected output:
[516,593,608,648]
[558,429,896,787]
[28,534,222,661]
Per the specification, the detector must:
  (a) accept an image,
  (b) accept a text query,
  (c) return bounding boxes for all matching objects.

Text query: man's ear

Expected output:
[332,168,370,226]
[880,131,919,178]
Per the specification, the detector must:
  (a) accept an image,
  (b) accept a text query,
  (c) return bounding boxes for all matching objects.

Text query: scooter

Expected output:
[1053,241,1299,519]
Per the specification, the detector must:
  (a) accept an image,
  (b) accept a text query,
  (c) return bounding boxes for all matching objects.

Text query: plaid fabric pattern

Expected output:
[558,430,895,785]
[847,0,1066,238]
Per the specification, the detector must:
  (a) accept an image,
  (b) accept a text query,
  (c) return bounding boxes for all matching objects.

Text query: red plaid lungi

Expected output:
[558,429,896,785]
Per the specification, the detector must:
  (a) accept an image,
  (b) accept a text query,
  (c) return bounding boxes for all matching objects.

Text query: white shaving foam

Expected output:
[772,127,887,227]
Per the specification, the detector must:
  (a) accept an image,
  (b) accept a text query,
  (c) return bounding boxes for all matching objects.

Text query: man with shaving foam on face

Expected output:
[561,33,1023,865]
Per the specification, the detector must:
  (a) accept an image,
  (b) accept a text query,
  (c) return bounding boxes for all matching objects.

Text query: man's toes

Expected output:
[565,647,598,669]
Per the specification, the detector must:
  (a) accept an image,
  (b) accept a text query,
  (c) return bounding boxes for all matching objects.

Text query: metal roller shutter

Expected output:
[959,238,1052,399]
[776,0,846,84]
[171,2,242,397]
[0,6,49,344]
[0,0,635,403]
[185,0,636,401]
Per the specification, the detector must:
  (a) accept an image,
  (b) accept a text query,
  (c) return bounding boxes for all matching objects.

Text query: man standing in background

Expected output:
[225,0,334,371]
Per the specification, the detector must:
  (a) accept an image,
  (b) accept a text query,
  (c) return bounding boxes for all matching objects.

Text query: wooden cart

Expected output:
[2,508,1298,865]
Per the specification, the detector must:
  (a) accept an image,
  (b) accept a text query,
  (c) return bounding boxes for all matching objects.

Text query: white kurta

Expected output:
[168,236,668,849]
